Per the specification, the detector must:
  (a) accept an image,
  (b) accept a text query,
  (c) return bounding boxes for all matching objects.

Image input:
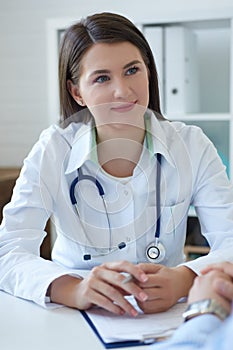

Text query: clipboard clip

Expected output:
[142,327,177,344]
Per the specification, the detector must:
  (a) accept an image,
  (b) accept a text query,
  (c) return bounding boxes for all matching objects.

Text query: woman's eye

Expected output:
[126,66,138,75]
[94,75,110,83]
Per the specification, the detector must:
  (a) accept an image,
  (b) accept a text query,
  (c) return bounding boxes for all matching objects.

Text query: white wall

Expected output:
[1,0,233,166]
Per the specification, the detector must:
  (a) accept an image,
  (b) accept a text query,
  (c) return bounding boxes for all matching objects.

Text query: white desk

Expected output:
[0,291,146,350]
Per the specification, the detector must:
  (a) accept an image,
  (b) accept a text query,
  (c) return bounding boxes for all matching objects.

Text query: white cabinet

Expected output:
[143,18,233,178]
[143,17,233,253]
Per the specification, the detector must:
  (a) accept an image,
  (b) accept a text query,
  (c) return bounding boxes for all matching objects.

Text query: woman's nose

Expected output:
[113,78,131,99]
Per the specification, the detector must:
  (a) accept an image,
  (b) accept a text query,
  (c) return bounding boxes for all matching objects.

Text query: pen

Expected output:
[122,274,134,284]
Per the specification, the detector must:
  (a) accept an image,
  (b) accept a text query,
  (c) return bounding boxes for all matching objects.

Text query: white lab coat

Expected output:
[1,113,233,307]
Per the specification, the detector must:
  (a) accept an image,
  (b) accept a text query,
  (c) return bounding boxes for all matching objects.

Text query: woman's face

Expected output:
[70,41,150,130]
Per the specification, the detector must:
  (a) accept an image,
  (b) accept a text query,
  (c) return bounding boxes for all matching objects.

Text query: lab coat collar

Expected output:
[65,111,176,174]
[149,111,176,168]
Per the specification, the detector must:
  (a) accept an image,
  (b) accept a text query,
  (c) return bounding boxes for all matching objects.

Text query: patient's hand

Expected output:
[188,269,232,314]
[201,261,233,303]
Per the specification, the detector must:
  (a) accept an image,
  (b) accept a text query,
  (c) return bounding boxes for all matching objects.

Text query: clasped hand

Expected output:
[69,261,195,316]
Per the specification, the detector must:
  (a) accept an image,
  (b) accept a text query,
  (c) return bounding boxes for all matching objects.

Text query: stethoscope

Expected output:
[70,153,166,263]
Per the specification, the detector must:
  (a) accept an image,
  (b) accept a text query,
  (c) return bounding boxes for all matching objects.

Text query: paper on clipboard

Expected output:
[82,296,187,348]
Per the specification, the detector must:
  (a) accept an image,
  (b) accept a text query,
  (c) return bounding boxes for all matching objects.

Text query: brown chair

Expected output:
[0,168,51,259]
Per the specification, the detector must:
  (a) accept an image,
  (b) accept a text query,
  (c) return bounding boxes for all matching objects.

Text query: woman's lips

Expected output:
[111,101,137,113]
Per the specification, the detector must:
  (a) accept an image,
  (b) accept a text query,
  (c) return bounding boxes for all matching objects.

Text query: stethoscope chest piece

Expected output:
[146,241,166,263]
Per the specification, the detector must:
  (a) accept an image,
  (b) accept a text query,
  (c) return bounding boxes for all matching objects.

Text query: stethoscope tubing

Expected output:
[70,168,105,205]
[155,153,162,240]
[69,153,164,262]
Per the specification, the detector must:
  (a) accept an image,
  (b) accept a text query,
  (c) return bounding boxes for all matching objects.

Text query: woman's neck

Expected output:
[96,124,145,177]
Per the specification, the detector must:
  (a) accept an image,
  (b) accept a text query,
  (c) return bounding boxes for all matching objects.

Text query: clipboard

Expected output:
[80,297,187,348]
[81,310,152,348]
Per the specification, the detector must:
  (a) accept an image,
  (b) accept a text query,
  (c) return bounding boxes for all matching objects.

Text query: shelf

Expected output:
[184,245,210,261]
[167,113,232,121]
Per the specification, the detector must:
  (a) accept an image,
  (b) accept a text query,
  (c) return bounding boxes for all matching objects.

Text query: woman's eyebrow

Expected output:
[90,69,110,77]
[123,60,142,69]
[89,60,142,78]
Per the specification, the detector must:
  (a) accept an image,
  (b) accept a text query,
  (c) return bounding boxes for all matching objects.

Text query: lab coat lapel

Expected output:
[65,122,94,174]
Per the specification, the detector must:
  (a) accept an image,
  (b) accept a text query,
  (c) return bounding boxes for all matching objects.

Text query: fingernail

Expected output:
[131,309,138,317]
[139,292,148,301]
[140,273,148,282]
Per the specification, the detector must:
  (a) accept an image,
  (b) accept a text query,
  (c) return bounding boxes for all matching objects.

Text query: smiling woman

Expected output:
[66,43,148,153]
[59,12,162,122]
[1,12,233,319]
[68,42,149,108]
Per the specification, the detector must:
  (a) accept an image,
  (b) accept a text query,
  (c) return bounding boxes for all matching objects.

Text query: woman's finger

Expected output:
[214,278,233,301]
[102,260,148,283]
[93,279,140,316]
[201,262,233,278]
[91,266,149,302]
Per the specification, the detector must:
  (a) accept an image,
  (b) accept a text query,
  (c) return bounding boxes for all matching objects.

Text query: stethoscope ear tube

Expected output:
[83,241,127,261]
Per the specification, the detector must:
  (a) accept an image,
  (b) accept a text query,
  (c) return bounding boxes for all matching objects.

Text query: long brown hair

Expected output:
[59,12,163,124]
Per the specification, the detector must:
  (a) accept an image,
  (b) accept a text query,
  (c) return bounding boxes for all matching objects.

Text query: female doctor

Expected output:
[1,12,233,317]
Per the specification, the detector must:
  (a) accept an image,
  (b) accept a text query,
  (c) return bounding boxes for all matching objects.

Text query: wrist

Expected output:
[174,266,197,298]
[50,274,82,307]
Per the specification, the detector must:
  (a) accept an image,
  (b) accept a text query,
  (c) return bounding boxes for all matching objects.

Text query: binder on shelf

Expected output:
[165,26,199,116]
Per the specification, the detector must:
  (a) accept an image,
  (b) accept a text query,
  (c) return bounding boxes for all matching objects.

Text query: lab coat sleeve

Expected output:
[0,126,81,308]
[181,129,233,274]
[150,314,228,350]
